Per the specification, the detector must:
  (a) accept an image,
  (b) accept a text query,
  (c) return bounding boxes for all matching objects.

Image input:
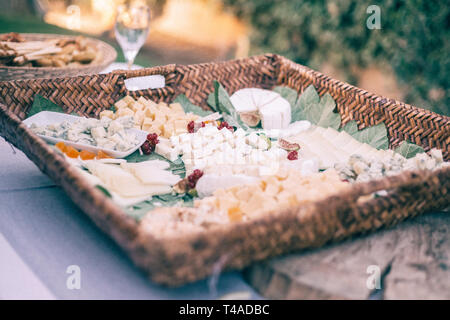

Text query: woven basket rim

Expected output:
[0,32,117,72]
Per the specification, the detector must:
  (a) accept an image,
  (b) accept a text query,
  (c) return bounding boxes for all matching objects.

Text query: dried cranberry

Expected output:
[141,141,153,155]
[201,122,206,127]
[187,121,195,133]
[287,150,298,161]
[192,169,203,179]
[188,181,196,189]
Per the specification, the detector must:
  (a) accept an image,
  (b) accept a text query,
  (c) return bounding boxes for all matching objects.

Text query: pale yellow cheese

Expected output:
[105,96,199,138]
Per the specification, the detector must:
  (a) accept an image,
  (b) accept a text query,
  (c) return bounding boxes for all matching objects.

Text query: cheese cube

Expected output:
[149,125,162,136]
[114,98,129,109]
[182,155,193,166]
[234,128,246,139]
[134,110,145,126]
[144,105,158,119]
[181,143,192,154]
[203,126,219,137]
[174,120,188,132]
[141,118,153,131]
[153,113,166,123]
[170,103,184,114]
[100,110,115,120]
[152,119,164,131]
[191,136,203,149]
[155,143,179,162]
[122,96,136,105]
[203,144,215,157]
[158,103,172,115]
[221,128,234,140]
[137,96,150,106]
[193,158,207,169]
[179,133,191,144]
[130,101,144,112]
[162,123,174,138]
[116,107,134,118]
[170,135,180,147]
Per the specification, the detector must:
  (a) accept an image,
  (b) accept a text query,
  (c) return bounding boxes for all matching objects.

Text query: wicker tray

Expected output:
[0,54,449,286]
[0,33,117,81]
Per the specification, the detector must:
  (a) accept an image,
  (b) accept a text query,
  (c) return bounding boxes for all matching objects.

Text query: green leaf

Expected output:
[341,120,359,135]
[27,94,65,118]
[123,193,194,221]
[352,123,389,150]
[95,185,112,198]
[294,85,341,129]
[207,92,218,112]
[273,86,298,107]
[214,81,249,130]
[125,150,186,178]
[394,141,425,158]
[174,94,212,117]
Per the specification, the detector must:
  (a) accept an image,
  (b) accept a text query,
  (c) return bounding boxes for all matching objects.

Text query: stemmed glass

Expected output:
[114,3,151,70]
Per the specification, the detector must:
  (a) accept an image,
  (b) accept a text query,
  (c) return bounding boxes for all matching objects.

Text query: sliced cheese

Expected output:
[86,161,171,198]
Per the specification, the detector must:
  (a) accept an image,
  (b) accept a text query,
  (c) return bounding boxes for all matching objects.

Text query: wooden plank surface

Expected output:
[244,211,450,299]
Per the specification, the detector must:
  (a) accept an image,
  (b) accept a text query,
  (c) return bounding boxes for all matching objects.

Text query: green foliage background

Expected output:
[222,0,449,116]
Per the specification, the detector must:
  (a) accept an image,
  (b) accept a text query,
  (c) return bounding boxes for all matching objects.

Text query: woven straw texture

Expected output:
[0,33,117,81]
[0,54,449,286]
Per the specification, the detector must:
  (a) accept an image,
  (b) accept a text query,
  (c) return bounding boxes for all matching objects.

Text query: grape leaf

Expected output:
[123,193,194,221]
[294,85,341,129]
[351,123,389,150]
[95,185,112,198]
[394,140,425,158]
[207,92,218,112]
[125,150,186,178]
[174,94,212,117]
[28,94,78,117]
[273,86,298,108]
[214,81,249,130]
[27,94,65,117]
[341,120,359,135]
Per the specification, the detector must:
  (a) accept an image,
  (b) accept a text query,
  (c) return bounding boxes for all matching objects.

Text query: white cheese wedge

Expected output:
[230,88,291,130]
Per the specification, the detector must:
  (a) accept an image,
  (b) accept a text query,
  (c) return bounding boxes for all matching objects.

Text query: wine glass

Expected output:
[114,3,151,70]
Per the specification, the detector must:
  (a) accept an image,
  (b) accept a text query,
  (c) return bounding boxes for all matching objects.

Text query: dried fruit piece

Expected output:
[287,150,298,161]
[80,150,96,160]
[96,150,112,159]
[278,138,300,151]
[239,110,261,127]
[141,140,153,155]
[65,146,80,158]
[55,141,66,153]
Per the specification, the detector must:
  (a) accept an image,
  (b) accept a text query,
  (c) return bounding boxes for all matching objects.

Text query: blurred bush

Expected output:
[223,0,449,115]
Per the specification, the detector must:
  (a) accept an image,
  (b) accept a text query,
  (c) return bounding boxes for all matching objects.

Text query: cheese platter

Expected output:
[0,54,448,286]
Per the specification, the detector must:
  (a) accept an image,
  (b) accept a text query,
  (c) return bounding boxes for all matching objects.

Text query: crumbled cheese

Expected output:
[30,116,139,152]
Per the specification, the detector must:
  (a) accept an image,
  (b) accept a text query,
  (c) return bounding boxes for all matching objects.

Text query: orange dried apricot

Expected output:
[65,146,80,158]
[80,150,96,160]
[55,141,66,153]
[96,150,112,159]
